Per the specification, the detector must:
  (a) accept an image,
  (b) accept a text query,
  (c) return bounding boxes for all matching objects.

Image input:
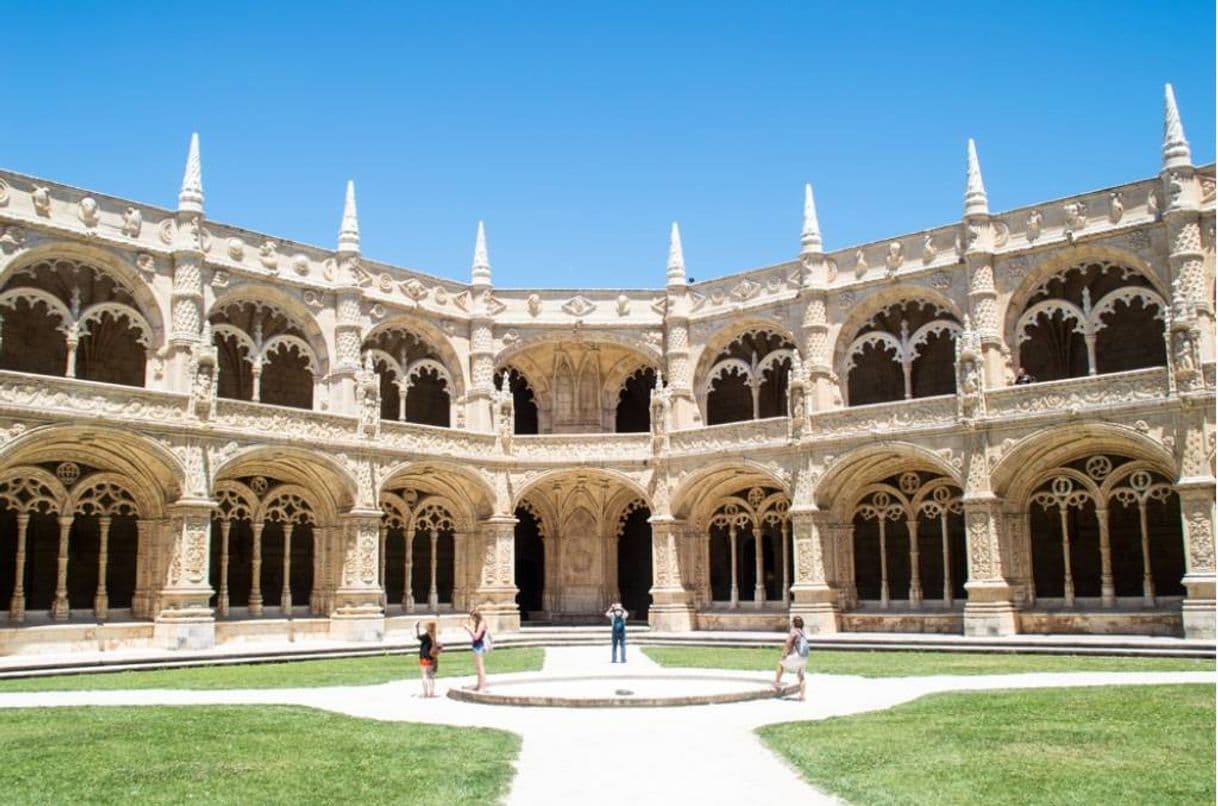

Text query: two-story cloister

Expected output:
[0,86,1212,654]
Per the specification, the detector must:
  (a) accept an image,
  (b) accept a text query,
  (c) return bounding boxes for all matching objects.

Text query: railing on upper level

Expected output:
[0,365,1192,461]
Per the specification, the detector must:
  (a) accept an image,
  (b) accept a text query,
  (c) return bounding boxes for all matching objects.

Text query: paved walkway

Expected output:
[0,647,1211,805]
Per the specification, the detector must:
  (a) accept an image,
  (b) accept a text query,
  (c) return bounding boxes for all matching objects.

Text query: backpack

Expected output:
[612,611,626,631]
[795,631,810,658]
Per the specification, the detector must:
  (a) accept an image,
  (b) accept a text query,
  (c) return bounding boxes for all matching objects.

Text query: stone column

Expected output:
[648,517,696,631]
[1096,508,1115,607]
[788,509,840,634]
[752,523,766,607]
[8,512,29,622]
[51,515,72,621]
[249,520,264,617]
[728,523,739,608]
[94,515,112,619]
[281,522,294,616]
[475,515,520,633]
[403,526,415,612]
[168,230,204,394]
[333,287,364,415]
[427,527,440,611]
[663,274,699,429]
[906,517,922,607]
[329,509,385,642]
[217,519,231,617]
[154,499,216,650]
[466,302,496,433]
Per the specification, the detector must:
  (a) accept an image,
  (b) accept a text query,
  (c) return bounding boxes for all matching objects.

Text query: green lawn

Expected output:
[759,684,1215,806]
[0,647,543,692]
[642,646,1216,676]
[0,705,518,805]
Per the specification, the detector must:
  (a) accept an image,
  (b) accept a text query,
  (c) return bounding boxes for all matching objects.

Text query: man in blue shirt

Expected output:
[605,602,629,663]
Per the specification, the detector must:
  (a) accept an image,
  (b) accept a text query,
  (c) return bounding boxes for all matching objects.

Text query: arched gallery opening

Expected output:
[615,367,656,433]
[514,504,545,619]
[845,301,958,407]
[704,330,795,425]
[495,368,540,435]
[616,503,652,618]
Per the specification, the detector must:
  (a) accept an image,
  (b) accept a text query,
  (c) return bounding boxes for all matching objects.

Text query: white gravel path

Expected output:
[0,647,1211,806]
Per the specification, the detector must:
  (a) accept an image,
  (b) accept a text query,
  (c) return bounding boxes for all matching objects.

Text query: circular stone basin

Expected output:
[447,674,800,708]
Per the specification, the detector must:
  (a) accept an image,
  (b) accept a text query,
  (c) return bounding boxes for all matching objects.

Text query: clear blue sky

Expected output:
[3,3,1213,288]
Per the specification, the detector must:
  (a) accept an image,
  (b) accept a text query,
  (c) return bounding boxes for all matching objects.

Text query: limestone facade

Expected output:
[0,87,1213,652]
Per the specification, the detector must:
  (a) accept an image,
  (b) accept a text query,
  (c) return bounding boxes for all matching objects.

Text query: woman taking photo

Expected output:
[416,620,442,698]
[464,609,490,692]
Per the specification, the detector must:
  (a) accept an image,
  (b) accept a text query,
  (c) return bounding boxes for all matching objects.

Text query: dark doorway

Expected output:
[615,367,655,433]
[514,506,545,619]
[617,506,652,618]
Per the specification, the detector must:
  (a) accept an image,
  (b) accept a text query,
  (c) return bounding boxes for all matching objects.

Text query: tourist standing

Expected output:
[606,602,629,663]
[1015,367,1036,385]
[772,615,809,701]
[416,620,443,697]
[464,609,490,691]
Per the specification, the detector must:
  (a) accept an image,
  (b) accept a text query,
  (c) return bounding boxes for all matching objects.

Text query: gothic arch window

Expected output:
[0,463,144,622]
[380,490,458,611]
[0,258,153,387]
[363,328,454,427]
[704,330,796,425]
[493,367,539,434]
[851,472,965,608]
[208,476,319,617]
[845,302,959,406]
[1016,261,1167,382]
[1026,455,1184,606]
[706,487,791,607]
[615,366,656,433]
[209,302,318,410]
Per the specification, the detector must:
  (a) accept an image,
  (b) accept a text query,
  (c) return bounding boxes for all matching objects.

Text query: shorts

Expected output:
[419,659,436,676]
[472,644,486,656]
[781,654,808,673]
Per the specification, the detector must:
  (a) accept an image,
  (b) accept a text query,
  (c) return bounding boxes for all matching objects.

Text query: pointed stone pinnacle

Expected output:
[964,138,989,217]
[667,222,686,285]
[1163,83,1192,170]
[800,183,823,256]
[471,221,492,286]
[338,180,360,254]
[178,133,204,215]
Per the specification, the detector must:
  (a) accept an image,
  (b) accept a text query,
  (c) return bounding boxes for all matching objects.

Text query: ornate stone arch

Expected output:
[991,424,1176,505]
[691,316,798,416]
[379,460,497,525]
[830,285,965,384]
[0,425,185,517]
[0,241,167,348]
[670,460,790,528]
[0,467,68,515]
[815,442,962,521]
[66,472,143,518]
[208,284,330,377]
[362,314,467,400]
[512,467,651,515]
[211,446,357,525]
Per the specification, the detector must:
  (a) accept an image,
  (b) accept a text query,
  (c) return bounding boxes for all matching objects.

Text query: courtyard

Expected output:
[0,643,1212,805]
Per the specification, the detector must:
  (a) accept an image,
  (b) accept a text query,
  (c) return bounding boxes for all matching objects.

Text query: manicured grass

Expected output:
[0,705,519,805]
[759,684,1215,806]
[0,647,543,692]
[642,646,1215,676]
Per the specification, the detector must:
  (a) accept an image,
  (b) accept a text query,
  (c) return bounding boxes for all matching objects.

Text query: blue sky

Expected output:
[3,3,1213,288]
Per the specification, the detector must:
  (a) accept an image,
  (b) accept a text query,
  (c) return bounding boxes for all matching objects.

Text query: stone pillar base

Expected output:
[789,600,839,634]
[329,611,385,643]
[475,598,520,634]
[1182,575,1215,639]
[154,605,215,650]
[963,600,1019,636]
[1182,599,1215,639]
[648,600,696,632]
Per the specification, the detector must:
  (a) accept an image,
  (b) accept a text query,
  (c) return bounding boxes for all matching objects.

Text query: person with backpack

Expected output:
[605,602,629,663]
[416,620,443,698]
[772,615,809,700]
[463,608,491,692]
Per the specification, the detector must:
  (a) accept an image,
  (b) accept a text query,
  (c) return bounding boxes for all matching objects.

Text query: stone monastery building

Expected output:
[0,86,1212,653]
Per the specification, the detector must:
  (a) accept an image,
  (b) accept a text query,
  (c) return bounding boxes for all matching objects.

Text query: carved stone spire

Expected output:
[666,222,686,287]
[178,133,204,215]
[800,183,823,256]
[964,138,988,217]
[471,220,491,287]
[338,180,359,255]
[1163,83,1192,170]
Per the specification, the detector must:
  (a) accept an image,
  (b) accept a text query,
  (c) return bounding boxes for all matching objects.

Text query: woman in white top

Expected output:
[772,615,809,701]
